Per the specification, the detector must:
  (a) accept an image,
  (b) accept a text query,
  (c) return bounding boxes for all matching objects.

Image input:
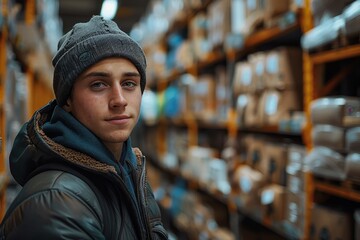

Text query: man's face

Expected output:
[64,57,142,156]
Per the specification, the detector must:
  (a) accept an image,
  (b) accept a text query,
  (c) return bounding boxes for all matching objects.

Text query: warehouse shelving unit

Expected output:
[303,32,360,240]
[0,0,55,220]
[0,0,358,238]
[142,1,307,239]
[142,0,360,239]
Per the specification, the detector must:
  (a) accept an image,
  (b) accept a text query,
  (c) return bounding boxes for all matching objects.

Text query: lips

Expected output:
[106,115,130,125]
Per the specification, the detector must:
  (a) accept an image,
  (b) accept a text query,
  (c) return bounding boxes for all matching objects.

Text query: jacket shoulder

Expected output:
[29,170,102,217]
[1,170,105,239]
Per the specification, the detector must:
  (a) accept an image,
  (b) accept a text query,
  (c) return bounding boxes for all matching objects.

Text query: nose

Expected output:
[109,85,127,108]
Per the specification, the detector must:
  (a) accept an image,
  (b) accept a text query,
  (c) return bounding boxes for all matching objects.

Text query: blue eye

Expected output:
[91,82,107,89]
[122,81,137,88]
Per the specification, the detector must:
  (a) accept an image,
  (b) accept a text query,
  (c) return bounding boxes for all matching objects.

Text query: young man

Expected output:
[0,16,168,239]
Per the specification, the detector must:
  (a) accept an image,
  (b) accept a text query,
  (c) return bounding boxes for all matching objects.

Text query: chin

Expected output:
[108,134,131,143]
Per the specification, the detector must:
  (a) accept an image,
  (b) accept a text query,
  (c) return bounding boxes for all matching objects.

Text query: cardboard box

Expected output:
[207,158,231,195]
[244,0,264,34]
[233,165,264,212]
[287,145,307,171]
[346,127,360,153]
[345,153,360,181]
[343,1,360,37]
[260,184,286,222]
[208,0,231,49]
[311,0,352,27]
[215,66,231,122]
[285,191,306,239]
[305,147,346,181]
[245,94,264,127]
[310,204,352,240]
[261,143,288,185]
[259,89,302,126]
[310,97,360,127]
[246,136,266,170]
[236,94,250,127]
[312,124,346,152]
[175,40,196,69]
[355,210,360,240]
[190,75,216,121]
[290,0,303,11]
[189,13,211,61]
[236,94,263,127]
[263,0,290,21]
[234,165,265,194]
[182,146,217,182]
[233,61,255,94]
[264,47,303,90]
[208,228,235,240]
[248,52,267,93]
[231,0,247,35]
[286,145,307,194]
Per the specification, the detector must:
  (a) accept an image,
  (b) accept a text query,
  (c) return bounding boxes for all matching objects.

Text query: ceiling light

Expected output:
[100,0,118,20]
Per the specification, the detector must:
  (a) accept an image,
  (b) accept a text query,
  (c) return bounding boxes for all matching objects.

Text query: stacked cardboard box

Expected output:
[284,145,307,238]
[310,205,352,240]
[233,135,300,224]
[306,96,360,181]
[208,0,231,50]
[234,47,303,129]
[345,127,360,180]
[302,0,360,51]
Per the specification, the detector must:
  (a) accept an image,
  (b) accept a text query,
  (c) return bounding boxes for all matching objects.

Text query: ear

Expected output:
[62,99,72,112]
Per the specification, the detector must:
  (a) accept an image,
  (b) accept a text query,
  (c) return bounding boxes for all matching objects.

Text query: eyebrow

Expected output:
[81,71,141,79]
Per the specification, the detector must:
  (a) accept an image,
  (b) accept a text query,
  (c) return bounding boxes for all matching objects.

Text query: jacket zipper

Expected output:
[132,156,152,240]
[110,172,147,239]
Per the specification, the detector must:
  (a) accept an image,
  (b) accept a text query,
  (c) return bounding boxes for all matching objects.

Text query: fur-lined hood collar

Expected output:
[9,100,136,186]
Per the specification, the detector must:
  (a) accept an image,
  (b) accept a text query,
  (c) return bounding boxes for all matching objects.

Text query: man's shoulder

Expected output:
[0,170,105,239]
[19,170,102,215]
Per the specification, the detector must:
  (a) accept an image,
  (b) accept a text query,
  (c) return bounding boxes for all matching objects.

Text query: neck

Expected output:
[105,142,123,162]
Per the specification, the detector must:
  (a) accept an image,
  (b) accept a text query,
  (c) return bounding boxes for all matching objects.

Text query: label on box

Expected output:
[237,95,249,108]
[288,176,301,193]
[288,202,299,223]
[266,54,279,74]
[265,93,279,115]
[241,66,252,86]
[295,0,303,7]
[217,86,227,100]
[247,0,257,10]
[255,61,264,76]
[240,176,252,193]
[261,189,275,205]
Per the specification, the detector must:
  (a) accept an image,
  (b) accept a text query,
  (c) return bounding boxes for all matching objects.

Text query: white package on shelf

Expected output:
[342,0,360,37]
[301,16,344,51]
[345,153,360,180]
[304,146,346,181]
[346,127,360,152]
[310,97,360,127]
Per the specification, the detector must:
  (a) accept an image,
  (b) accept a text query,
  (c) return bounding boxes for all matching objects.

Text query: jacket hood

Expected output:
[9,100,133,186]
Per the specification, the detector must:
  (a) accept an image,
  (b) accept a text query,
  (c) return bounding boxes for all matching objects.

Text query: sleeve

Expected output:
[1,189,106,240]
[144,181,169,240]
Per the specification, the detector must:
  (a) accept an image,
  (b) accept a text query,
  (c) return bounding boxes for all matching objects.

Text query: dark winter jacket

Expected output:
[0,100,168,240]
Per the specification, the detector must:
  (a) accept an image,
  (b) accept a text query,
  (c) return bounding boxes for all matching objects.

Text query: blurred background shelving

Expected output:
[1,0,360,239]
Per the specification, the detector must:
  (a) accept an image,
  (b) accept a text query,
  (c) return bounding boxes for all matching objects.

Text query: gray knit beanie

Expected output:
[52,15,147,106]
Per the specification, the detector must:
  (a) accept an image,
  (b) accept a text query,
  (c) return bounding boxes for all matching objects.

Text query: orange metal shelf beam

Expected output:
[310,44,360,65]
[315,181,360,202]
